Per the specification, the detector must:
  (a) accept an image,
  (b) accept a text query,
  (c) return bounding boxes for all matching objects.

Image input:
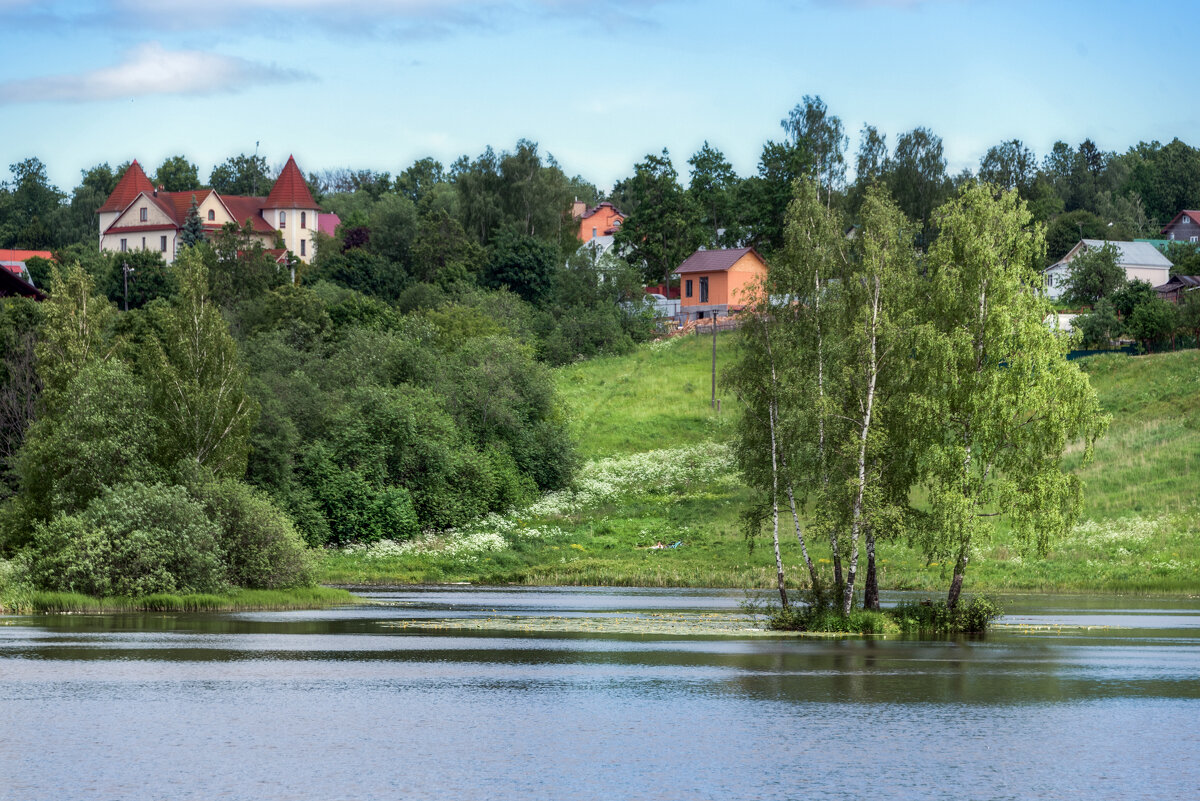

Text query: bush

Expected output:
[193,479,316,589]
[890,596,1003,634]
[28,482,227,596]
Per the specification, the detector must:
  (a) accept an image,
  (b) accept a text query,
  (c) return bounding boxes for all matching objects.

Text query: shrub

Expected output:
[28,482,226,596]
[890,596,1004,634]
[193,479,316,589]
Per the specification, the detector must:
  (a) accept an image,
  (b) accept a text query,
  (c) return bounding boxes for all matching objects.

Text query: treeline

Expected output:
[728,179,1107,617]
[6,96,1200,271]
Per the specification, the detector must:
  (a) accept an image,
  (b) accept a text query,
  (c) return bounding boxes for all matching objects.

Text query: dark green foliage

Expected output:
[209,153,271,196]
[890,596,1003,634]
[312,247,408,301]
[1045,210,1106,263]
[1162,242,1200,277]
[1126,297,1179,350]
[1064,242,1126,305]
[192,478,315,588]
[1074,298,1123,348]
[614,150,703,287]
[154,156,200,192]
[298,445,418,546]
[1110,279,1159,318]
[484,229,558,303]
[27,482,227,596]
[180,195,205,249]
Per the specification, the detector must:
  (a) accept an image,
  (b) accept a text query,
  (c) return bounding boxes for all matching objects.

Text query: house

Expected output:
[98,156,332,264]
[1160,211,1200,243]
[1154,275,1200,303]
[674,247,768,321]
[0,249,49,299]
[1043,240,1173,300]
[575,201,625,243]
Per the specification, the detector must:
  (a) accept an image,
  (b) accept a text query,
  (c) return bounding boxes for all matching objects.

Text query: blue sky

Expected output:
[0,0,1195,193]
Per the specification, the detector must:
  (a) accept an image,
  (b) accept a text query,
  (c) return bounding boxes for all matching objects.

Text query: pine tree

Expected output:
[180,194,205,250]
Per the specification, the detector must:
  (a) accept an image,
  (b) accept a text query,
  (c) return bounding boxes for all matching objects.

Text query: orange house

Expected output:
[676,247,767,320]
[577,201,625,242]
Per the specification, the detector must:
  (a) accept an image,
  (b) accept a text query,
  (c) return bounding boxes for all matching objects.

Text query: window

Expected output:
[1192,236,1198,243]
[207,209,215,221]
[120,238,127,252]
[699,276,709,303]
[301,212,307,228]
[141,237,146,250]
[139,207,147,222]
[300,239,306,257]
[685,279,693,298]
[613,219,621,227]
[592,227,597,238]
[280,211,287,228]
[160,236,167,252]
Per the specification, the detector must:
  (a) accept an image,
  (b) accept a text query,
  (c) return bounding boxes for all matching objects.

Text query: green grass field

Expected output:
[321,334,1200,596]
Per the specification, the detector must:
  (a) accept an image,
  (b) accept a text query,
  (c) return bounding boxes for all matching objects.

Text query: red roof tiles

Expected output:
[263,155,318,210]
[98,160,155,213]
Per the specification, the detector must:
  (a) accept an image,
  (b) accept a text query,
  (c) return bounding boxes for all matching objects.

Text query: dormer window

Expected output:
[280,211,287,228]
[207,209,215,221]
[139,207,148,222]
[300,212,307,228]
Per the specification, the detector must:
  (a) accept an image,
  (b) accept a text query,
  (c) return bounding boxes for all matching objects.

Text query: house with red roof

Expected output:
[575,201,625,243]
[1161,211,1200,243]
[0,249,50,299]
[674,247,768,321]
[98,156,326,264]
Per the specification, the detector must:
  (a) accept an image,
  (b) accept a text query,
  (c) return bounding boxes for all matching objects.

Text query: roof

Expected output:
[221,195,277,234]
[1051,240,1173,270]
[263,155,319,209]
[1162,210,1200,232]
[580,201,624,221]
[675,247,766,275]
[0,265,45,299]
[0,249,53,264]
[317,212,341,237]
[1155,275,1200,291]
[98,160,155,213]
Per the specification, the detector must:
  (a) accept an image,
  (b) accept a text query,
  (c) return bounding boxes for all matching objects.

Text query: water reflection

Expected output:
[2,588,1199,801]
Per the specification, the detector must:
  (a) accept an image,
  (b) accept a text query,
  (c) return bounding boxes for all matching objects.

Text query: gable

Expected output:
[107,192,178,231]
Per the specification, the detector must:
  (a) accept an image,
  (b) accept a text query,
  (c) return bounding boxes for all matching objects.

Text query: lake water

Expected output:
[3,587,1199,800]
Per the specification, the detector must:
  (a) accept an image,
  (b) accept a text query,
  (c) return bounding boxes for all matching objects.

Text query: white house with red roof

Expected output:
[98,156,328,264]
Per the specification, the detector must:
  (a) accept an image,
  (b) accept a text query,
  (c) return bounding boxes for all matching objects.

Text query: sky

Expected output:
[0,0,1195,194]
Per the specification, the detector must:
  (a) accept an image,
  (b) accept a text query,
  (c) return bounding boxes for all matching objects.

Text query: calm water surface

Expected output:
[2,587,1199,800]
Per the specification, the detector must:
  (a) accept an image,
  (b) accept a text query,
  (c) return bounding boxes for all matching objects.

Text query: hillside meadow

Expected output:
[320,334,1200,595]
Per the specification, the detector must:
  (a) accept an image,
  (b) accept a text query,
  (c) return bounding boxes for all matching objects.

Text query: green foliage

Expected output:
[143,249,257,478]
[11,359,157,539]
[209,153,271,196]
[180,195,205,249]
[1126,297,1179,349]
[613,149,703,288]
[1074,298,1123,348]
[1110,279,1159,318]
[192,478,315,589]
[484,229,558,303]
[35,261,116,402]
[27,482,227,596]
[889,596,1003,633]
[1064,242,1126,305]
[1045,209,1105,263]
[154,155,200,192]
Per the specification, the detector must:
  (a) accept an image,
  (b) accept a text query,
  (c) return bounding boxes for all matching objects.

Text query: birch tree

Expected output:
[145,248,258,479]
[830,186,919,614]
[914,183,1107,608]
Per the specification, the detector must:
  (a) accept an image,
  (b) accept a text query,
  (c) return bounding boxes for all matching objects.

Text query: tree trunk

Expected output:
[843,277,881,616]
[863,530,879,611]
[947,546,969,610]
[764,329,788,609]
[814,265,842,593]
[783,470,820,592]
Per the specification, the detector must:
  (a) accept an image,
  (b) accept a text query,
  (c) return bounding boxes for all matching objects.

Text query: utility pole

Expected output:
[122,262,133,311]
[711,310,719,409]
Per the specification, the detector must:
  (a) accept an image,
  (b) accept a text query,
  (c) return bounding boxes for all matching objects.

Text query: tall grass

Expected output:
[2,586,354,615]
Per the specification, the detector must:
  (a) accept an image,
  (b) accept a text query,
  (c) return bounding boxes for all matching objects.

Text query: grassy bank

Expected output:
[320,335,1200,596]
[0,572,355,615]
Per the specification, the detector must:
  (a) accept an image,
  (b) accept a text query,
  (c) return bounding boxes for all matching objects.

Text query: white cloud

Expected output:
[0,42,309,104]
